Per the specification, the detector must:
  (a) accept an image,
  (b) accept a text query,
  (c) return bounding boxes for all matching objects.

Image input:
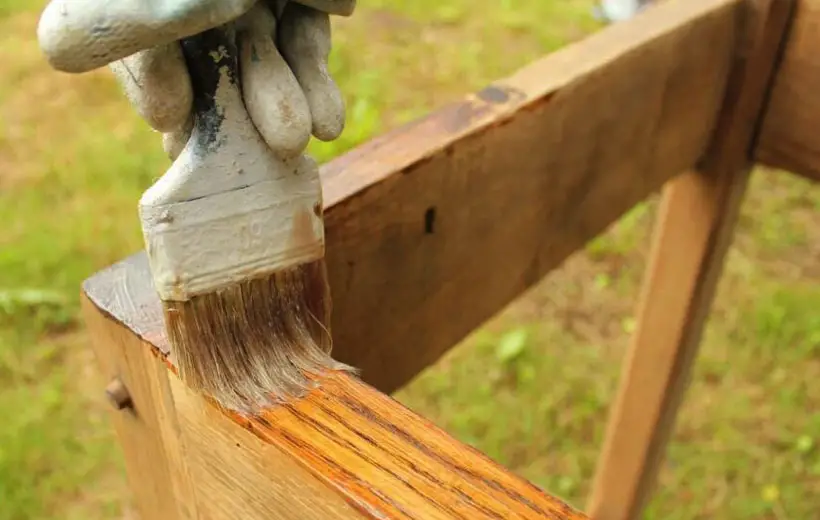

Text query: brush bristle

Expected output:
[162,259,355,414]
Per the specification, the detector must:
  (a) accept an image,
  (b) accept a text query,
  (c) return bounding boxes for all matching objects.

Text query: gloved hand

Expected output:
[37,0,355,159]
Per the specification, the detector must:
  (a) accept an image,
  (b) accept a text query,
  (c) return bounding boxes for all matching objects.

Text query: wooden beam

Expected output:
[83,274,198,520]
[82,255,587,520]
[755,0,820,181]
[588,1,796,519]
[319,0,744,392]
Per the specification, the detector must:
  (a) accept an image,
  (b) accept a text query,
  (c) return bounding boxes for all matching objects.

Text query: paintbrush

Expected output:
[140,16,351,414]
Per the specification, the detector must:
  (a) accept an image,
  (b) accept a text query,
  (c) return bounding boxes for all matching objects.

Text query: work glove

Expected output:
[37,0,355,159]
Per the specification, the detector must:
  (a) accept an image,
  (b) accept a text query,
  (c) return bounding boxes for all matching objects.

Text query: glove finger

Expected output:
[163,116,194,160]
[109,43,193,133]
[277,2,345,142]
[238,2,312,159]
[37,0,258,73]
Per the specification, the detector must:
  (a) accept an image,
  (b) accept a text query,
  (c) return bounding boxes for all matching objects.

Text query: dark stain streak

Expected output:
[263,420,419,520]
[338,396,555,517]
[315,402,503,519]
[283,406,467,518]
[253,415,272,428]
[314,404,379,449]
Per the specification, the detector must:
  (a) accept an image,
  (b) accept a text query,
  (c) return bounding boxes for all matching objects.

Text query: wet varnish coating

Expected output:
[83,254,588,519]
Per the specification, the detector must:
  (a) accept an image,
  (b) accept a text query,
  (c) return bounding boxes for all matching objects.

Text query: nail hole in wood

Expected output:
[424,207,436,234]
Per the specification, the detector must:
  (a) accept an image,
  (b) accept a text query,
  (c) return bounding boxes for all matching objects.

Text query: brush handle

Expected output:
[181,26,244,161]
[140,24,325,302]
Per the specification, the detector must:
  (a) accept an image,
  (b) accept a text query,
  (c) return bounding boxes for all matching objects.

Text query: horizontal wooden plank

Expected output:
[318,0,744,392]
[755,0,820,181]
[82,255,588,520]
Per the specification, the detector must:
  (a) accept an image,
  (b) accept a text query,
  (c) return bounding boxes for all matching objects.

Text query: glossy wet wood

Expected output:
[82,255,588,519]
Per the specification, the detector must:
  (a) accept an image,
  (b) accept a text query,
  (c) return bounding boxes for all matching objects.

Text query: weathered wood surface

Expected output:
[755,0,820,181]
[319,0,744,392]
[82,254,587,520]
[588,1,796,519]
[83,292,196,520]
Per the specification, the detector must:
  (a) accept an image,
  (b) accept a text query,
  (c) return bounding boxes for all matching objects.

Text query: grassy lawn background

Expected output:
[1,0,819,518]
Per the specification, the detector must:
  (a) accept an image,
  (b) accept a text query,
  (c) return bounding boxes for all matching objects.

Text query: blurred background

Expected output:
[1,0,819,518]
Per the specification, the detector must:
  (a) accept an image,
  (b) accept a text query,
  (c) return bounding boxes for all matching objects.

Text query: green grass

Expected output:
[2,0,819,518]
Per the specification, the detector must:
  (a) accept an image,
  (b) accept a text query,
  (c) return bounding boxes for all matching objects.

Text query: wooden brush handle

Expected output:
[139,23,325,302]
[179,26,244,155]
[144,24,286,204]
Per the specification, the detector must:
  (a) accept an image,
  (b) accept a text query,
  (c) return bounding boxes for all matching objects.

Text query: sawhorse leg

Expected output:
[587,166,750,519]
[586,1,795,518]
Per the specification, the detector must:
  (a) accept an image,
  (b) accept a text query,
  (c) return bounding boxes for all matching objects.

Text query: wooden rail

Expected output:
[82,255,586,519]
[320,0,742,392]
[81,0,820,518]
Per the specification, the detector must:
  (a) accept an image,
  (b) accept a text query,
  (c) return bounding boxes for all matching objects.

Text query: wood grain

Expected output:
[82,294,196,520]
[755,0,820,181]
[318,0,744,392]
[83,256,587,519]
[169,375,369,520]
[587,1,796,519]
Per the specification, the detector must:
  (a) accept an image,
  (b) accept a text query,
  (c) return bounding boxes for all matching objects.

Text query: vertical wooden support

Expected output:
[587,1,795,519]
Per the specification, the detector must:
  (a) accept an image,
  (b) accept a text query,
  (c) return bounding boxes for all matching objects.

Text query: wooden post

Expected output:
[82,254,588,520]
[587,1,795,519]
[756,0,820,182]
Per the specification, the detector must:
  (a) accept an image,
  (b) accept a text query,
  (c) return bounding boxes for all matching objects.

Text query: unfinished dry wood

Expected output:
[83,255,587,519]
[588,1,796,519]
[319,0,744,392]
[755,0,820,181]
[82,294,195,520]
[168,375,369,520]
